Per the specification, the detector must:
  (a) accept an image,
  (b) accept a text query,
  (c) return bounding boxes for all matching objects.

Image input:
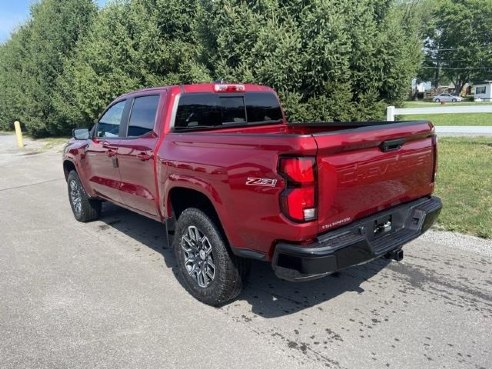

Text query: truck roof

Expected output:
[115,83,275,100]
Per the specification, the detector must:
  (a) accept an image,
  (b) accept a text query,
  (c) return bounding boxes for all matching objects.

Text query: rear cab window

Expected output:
[127,95,160,137]
[174,92,283,130]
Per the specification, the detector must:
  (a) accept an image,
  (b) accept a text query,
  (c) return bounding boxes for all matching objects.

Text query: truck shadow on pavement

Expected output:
[240,259,390,318]
[100,203,390,318]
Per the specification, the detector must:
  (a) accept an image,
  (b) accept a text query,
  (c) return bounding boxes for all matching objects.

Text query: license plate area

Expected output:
[373,214,392,239]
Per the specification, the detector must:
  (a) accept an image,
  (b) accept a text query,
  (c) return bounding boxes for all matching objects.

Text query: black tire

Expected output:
[435,98,440,103]
[452,98,457,102]
[173,208,250,306]
[67,170,101,222]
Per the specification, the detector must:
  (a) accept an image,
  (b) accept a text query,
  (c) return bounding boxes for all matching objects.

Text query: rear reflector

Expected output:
[214,84,245,93]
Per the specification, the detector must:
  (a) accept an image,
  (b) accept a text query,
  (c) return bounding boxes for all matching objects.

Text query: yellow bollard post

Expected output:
[14,121,24,149]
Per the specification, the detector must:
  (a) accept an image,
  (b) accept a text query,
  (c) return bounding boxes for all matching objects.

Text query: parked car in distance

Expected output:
[432,93,462,103]
[63,83,442,306]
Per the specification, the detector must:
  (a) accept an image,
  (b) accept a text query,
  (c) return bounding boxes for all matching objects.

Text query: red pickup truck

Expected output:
[63,83,441,306]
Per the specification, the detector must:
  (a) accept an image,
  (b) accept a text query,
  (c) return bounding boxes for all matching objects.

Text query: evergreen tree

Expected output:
[54,0,210,130]
[21,0,96,136]
[0,0,427,134]
[198,0,422,121]
[0,24,33,131]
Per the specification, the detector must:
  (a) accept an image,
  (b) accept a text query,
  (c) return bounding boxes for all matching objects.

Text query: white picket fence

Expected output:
[386,104,492,121]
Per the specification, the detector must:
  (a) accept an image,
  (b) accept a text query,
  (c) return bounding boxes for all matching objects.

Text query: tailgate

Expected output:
[314,121,436,234]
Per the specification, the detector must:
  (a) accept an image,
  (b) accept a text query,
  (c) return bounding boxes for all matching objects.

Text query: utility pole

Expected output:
[434,47,440,89]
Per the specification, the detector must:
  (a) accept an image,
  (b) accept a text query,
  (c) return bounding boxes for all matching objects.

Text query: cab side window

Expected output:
[96,100,126,138]
[127,95,160,137]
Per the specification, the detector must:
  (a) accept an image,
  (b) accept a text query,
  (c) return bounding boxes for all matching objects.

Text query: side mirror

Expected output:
[72,128,90,140]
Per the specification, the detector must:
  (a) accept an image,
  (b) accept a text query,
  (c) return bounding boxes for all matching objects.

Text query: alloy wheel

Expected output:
[180,225,216,288]
[69,179,82,216]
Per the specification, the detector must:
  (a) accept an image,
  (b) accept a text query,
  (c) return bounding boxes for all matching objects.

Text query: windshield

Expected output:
[174,92,283,130]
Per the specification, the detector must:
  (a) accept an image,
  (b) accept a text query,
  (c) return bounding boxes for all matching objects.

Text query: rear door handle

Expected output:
[137,152,152,161]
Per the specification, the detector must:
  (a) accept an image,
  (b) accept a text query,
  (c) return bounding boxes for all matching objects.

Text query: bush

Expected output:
[0,0,424,134]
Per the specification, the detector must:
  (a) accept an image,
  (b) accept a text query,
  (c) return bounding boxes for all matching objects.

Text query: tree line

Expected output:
[0,0,488,137]
[418,0,492,95]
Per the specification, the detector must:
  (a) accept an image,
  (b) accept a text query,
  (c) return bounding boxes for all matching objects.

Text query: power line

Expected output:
[421,66,492,70]
[428,47,492,51]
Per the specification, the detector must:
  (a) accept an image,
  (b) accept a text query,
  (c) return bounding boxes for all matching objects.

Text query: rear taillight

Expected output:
[279,157,317,222]
[214,84,245,92]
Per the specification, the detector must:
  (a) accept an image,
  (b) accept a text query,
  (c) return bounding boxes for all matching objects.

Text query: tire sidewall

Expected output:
[173,208,241,306]
[68,171,85,221]
[67,170,100,222]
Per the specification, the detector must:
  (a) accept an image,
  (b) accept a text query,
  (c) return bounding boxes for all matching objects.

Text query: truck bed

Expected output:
[172,120,431,135]
[163,120,436,252]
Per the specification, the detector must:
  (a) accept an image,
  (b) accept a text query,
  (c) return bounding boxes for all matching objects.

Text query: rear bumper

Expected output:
[272,196,442,281]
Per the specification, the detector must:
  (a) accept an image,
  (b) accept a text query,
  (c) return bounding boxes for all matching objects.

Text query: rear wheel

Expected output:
[173,208,249,306]
[67,170,101,222]
[435,98,440,103]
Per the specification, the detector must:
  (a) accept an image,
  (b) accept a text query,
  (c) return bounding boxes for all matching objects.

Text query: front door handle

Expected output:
[137,152,152,161]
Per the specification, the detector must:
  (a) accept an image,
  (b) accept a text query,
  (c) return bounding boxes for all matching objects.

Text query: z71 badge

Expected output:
[246,177,278,187]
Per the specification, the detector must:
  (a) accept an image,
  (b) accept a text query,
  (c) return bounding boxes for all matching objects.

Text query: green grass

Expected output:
[400,101,492,126]
[40,137,70,151]
[0,131,70,151]
[434,137,492,238]
[402,113,492,126]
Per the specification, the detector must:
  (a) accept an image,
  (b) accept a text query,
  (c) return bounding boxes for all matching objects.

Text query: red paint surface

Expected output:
[64,83,437,260]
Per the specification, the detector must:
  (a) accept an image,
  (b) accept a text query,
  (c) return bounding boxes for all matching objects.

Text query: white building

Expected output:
[474,81,492,101]
[411,79,432,94]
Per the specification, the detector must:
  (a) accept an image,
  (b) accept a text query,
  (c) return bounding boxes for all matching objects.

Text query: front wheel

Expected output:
[173,208,250,306]
[67,170,101,222]
[434,98,440,103]
[452,98,457,102]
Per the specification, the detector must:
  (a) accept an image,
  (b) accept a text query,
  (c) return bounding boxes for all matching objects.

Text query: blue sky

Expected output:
[0,0,106,43]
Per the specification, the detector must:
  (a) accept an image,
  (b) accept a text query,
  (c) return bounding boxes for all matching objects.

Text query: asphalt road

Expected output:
[1,134,491,369]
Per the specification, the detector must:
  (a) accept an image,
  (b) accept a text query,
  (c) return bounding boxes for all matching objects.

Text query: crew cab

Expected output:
[63,83,442,306]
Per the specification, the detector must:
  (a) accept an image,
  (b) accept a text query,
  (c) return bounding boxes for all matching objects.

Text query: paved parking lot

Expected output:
[1,134,491,369]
